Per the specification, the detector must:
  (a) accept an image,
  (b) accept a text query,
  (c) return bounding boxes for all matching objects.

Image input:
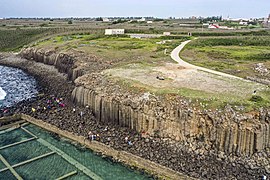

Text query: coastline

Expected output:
[0,54,268,179]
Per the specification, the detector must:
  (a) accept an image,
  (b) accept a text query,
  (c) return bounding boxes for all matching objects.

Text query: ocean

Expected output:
[0,65,38,108]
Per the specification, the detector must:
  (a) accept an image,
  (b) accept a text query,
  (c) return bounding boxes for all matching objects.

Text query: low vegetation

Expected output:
[0,27,104,52]
[181,36,270,78]
[36,34,190,66]
[0,28,53,51]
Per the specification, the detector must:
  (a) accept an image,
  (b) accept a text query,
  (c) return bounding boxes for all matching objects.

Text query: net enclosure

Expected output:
[0,123,150,180]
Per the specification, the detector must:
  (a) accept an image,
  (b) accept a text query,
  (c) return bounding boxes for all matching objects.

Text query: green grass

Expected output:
[0,28,53,52]
[191,30,270,37]
[186,36,270,47]
[181,36,270,78]
[194,46,270,61]
[0,27,105,52]
[36,34,189,67]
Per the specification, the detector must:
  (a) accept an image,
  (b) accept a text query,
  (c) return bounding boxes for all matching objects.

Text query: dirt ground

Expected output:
[104,62,267,98]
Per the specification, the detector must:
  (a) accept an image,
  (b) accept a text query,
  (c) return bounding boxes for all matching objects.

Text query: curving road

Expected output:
[171,40,244,80]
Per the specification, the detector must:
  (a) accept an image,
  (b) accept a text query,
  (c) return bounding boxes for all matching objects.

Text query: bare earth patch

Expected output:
[104,63,267,98]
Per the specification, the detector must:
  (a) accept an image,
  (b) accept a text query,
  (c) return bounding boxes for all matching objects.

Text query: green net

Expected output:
[15,154,77,179]
[0,170,16,180]
[0,140,51,166]
[0,128,32,147]
[25,124,150,180]
[66,171,91,180]
[0,124,151,180]
[0,160,5,169]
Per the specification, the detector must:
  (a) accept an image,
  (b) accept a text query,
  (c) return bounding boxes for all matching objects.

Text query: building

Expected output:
[147,21,153,24]
[105,29,125,35]
[163,32,171,36]
[130,34,161,39]
[102,18,111,22]
[208,24,219,29]
[208,24,234,30]
[137,17,146,22]
[239,21,248,25]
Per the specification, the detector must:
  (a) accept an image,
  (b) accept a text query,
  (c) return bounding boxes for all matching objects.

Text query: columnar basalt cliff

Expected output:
[20,48,270,157]
[72,74,270,157]
[20,48,85,81]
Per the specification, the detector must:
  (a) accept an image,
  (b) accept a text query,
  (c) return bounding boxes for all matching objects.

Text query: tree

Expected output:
[68,20,73,24]
[95,17,103,21]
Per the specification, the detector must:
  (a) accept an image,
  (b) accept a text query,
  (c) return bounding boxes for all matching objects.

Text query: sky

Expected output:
[0,0,269,19]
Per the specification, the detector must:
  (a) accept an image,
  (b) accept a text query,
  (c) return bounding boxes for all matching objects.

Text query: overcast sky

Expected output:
[0,0,269,18]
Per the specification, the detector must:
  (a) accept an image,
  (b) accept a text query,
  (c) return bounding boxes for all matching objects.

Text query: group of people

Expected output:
[31,96,66,113]
[86,126,134,146]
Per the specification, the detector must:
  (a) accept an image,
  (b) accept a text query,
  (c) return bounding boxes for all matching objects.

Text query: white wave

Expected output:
[0,87,6,100]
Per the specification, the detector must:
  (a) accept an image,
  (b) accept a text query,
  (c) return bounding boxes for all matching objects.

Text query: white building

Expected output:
[163,32,171,36]
[147,21,153,24]
[105,29,125,35]
[137,17,146,22]
[102,18,111,22]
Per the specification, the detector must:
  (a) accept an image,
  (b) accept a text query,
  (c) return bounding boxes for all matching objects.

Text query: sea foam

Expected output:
[0,87,6,100]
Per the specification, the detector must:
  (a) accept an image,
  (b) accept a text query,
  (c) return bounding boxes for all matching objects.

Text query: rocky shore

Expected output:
[0,54,269,179]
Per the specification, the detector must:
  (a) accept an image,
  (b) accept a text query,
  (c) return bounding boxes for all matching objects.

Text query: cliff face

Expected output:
[71,79,270,156]
[20,48,84,81]
[20,48,270,157]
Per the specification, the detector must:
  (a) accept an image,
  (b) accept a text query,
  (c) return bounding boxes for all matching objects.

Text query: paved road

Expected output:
[171,40,244,80]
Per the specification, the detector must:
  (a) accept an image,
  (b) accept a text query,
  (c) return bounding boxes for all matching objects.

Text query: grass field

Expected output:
[36,34,190,66]
[0,28,54,52]
[0,27,104,52]
[181,36,270,78]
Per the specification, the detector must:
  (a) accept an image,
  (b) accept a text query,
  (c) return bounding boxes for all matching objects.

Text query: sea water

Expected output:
[0,65,38,108]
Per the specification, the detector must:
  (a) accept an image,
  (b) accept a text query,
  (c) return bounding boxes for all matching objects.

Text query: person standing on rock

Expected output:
[80,111,84,118]
[88,131,92,140]
[128,140,133,146]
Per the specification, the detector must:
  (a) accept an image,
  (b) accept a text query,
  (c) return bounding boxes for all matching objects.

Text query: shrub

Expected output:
[250,95,263,102]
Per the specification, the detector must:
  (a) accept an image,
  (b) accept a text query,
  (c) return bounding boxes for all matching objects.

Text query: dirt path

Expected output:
[171,40,244,80]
